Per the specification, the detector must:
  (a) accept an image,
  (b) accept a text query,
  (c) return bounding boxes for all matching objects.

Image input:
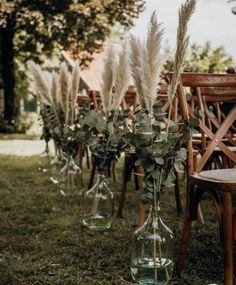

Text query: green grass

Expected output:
[0,154,234,284]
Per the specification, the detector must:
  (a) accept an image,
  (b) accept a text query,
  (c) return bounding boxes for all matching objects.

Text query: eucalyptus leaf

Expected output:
[154,157,164,165]
[198,110,205,118]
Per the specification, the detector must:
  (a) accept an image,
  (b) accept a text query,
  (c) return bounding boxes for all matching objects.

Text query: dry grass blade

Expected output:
[111,42,130,111]
[71,60,80,122]
[142,11,164,115]
[100,45,116,115]
[28,61,52,105]
[129,35,145,109]
[60,62,71,124]
[51,72,59,106]
[167,0,196,133]
[168,0,196,100]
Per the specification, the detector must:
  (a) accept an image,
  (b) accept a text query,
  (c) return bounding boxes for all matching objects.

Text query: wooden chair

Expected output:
[173,72,236,285]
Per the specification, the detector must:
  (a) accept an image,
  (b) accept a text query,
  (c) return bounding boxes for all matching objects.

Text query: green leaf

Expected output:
[141,158,155,172]
[110,133,120,144]
[95,120,106,132]
[198,110,205,118]
[134,159,141,167]
[151,169,160,179]
[154,157,164,165]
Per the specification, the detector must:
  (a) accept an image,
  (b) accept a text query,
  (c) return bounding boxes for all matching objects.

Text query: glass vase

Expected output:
[59,155,82,196]
[38,142,52,173]
[131,205,174,285]
[83,173,114,231]
[50,150,67,184]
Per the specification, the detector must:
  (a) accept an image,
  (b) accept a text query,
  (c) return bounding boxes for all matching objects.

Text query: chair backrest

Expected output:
[169,72,236,175]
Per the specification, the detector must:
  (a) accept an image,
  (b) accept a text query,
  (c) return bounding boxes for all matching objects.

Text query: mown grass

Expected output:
[0,154,235,285]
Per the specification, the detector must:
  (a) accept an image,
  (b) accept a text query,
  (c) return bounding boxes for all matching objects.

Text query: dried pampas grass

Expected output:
[28,60,81,129]
[60,62,71,124]
[111,42,130,111]
[130,1,196,119]
[71,61,81,121]
[51,72,59,105]
[130,12,163,115]
[167,0,196,132]
[28,61,52,105]
[100,45,116,115]
[168,0,196,100]
[142,11,164,115]
[130,35,145,108]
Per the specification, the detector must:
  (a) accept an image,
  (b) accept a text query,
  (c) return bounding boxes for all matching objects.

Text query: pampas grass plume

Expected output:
[111,42,130,111]
[100,45,116,114]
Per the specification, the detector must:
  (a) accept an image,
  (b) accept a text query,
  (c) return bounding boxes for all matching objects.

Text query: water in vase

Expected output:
[131,257,173,285]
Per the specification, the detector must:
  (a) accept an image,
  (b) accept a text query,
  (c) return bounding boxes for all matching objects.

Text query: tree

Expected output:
[0,0,145,123]
[163,41,233,75]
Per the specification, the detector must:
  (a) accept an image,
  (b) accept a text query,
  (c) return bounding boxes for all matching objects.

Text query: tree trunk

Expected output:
[0,26,16,123]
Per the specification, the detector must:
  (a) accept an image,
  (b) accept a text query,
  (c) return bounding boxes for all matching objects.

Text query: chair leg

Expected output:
[175,184,195,278]
[85,146,90,169]
[117,155,130,218]
[112,161,117,183]
[175,215,193,278]
[139,202,145,225]
[223,192,233,285]
[136,165,145,224]
[78,144,84,169]
[88,157,96,189]
[233,211,236,240]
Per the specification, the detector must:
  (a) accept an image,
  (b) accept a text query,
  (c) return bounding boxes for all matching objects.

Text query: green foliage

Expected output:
[164,41,233,74]
[48,107,90,157]
[81,109,129,173]
[124,101,198,204]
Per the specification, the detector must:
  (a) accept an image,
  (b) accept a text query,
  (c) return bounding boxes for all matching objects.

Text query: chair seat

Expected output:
[191,169,236,191]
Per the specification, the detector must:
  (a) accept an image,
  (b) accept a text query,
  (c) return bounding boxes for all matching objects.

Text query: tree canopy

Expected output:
[0,0,145,123]
[164,41,233,74]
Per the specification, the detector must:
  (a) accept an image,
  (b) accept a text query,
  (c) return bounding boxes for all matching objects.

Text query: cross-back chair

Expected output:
[173,72,236,285]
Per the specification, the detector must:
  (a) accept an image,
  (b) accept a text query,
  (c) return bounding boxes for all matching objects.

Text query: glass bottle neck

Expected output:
[145,205,161,227]
[97,173,106,184]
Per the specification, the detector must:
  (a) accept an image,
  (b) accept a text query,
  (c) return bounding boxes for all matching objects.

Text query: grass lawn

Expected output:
[0,154,234,285]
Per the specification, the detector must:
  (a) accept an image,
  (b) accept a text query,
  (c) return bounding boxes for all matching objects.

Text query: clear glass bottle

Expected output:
[83,173,114,231]
[38,142,52,173]
[50,150,67,185]
[59,155,82,196]
[131,205,174,285]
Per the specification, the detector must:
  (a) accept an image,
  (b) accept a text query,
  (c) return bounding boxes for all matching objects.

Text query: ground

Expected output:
[0,146,235,285]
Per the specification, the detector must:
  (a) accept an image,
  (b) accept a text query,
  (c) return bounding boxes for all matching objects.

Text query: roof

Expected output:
[61,43,123,92]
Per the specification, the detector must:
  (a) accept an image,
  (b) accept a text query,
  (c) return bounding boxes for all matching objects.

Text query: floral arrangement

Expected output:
[125,0,197,204]
[28,61,87,157]
[80,43,130,174]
